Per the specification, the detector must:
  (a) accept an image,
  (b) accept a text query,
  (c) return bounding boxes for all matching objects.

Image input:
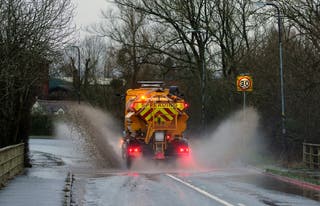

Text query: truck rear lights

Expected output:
[128,146,141,156]
[184,103,189,109]
[178,146,189,154]
[128,148,139,153]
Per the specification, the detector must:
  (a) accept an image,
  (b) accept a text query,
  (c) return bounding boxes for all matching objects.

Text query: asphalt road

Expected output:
[3,147,319,206]
[24,130,320,206]
[61,104,320,206]
[3,104,316,206]
[71,166,320,206]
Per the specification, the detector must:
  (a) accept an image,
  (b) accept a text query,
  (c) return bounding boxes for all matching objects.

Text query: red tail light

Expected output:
[184,103,189,109]
[178,146,189,154]
[128,146,141,156]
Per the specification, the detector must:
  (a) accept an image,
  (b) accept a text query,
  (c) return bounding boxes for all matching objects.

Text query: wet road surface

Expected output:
[72,167,320,206]
[20,103,320,205]
[22,138,320,206]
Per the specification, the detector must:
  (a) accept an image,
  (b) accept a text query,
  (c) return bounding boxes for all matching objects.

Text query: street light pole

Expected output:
[256,2,286,136]
[71,45,81,104]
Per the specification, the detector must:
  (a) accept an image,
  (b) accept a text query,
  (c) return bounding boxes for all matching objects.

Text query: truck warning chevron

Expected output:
[121,81,190,168]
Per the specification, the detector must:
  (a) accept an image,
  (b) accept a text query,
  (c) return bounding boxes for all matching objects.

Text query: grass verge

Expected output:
[266,168,320,186]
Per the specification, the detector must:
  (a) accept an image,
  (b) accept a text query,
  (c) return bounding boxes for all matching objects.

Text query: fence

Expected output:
[303,143,320,169]
[0,143,24,187]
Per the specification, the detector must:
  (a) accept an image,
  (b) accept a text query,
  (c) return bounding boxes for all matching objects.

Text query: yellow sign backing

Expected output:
[237,75,253,92]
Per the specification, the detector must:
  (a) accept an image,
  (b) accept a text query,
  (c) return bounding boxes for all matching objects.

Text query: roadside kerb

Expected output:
[264,171,320,191]
[64,171,75,206]
[248,165,320,191]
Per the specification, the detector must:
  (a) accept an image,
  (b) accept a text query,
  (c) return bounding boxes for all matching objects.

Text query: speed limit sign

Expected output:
[237,75,253,92]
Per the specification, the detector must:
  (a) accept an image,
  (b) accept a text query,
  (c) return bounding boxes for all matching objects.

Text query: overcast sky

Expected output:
[74,0,113,36]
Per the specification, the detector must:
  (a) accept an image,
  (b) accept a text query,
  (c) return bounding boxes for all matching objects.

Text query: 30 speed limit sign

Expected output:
[237,75,253,92]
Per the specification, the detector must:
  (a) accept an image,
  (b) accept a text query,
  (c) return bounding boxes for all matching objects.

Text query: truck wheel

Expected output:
[126,157,132,169]
[122,147,126,159]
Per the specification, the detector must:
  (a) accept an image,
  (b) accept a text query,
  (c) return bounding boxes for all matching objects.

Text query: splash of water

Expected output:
[63,103,123,169]
[54,103,263,172]
[191,107,263,168]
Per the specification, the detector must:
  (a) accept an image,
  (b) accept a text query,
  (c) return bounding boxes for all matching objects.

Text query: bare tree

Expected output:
[114,0,210,78]
[0,0,74,164]
[104,45,119,78]
[80,36,106,88]
[281,0,320,52]
[207,0,256,77]
[93,5,157,87]
[113,0,258,78]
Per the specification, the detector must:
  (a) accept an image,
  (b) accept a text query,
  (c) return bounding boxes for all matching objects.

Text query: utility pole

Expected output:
[255,1,287,161]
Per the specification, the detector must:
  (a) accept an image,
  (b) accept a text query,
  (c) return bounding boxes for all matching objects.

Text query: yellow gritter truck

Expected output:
[121,81,190,168]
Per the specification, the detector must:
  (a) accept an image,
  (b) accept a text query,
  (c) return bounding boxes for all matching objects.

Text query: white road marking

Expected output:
[238,204,246,206]
[166,174,234,206]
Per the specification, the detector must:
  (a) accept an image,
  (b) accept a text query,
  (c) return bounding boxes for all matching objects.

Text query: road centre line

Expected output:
[166,174,234,206]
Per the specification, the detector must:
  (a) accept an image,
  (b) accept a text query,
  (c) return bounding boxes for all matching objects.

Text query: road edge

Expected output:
[63,171,74,206]
[247,165,320,191]
[264,171,320,191]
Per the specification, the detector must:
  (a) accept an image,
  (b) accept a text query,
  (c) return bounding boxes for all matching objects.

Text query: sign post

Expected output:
[237,75,253,120]
[236,74,253,160]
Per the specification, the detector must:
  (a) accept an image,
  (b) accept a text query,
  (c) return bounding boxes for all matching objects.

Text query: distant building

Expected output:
[61,77,113,86]
[39,75,120,101]
[31,100,68,115]
[48,78,74,100]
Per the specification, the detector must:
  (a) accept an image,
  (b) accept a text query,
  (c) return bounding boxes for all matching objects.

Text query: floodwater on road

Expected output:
[71,167,320,206]
[28,135,320,206]
[8,133,319,206]
[55,104,320,206]
[3,103,320,206]
[20,104,320,206]
[230,173,320,202]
